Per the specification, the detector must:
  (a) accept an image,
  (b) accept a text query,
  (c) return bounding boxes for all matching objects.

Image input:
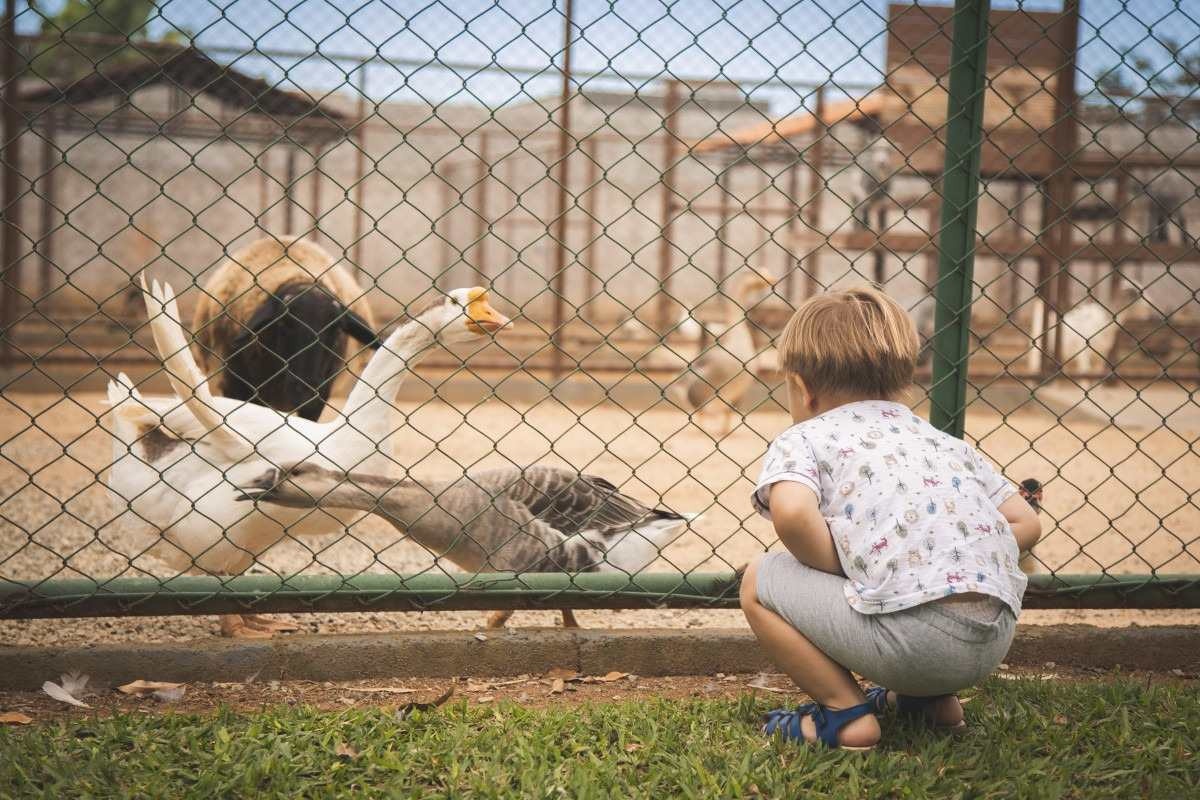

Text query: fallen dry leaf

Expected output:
[118,680,185,697]
[545,667,581,681]
[595,671,628,683]
[41,681,89,708]
[477,695,495,704]
[1053,713,1070,725]
[0,711,32,725]
[624,742,643,753]
[344,686,416,695]
[396,687,454,721]
[473,632,488,642]
[335,742,360,760]
[550,678,565,694]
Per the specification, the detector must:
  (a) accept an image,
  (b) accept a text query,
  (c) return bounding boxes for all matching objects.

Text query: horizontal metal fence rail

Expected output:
[1,0,1198,624]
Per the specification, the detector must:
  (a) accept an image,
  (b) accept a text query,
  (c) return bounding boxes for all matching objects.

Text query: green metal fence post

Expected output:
[929,0,992,437]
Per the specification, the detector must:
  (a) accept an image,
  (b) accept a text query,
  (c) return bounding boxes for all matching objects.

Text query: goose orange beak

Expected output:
[465,289,510,335]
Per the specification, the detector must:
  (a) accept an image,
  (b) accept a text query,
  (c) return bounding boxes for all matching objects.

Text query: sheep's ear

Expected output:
[340,307,380,349]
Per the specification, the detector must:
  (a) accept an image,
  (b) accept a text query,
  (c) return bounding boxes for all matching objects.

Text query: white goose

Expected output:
[105,278,509,637]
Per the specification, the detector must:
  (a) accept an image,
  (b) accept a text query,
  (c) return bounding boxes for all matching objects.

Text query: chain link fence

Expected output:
[1,0,1197,628]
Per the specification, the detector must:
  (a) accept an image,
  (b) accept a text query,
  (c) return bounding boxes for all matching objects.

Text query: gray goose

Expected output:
[236,463,699,628]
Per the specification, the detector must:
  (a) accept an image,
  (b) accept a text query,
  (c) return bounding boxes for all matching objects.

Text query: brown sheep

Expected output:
[191,236,379,421]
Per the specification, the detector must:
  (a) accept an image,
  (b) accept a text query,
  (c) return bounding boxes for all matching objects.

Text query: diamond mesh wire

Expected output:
[1,0,1198,623]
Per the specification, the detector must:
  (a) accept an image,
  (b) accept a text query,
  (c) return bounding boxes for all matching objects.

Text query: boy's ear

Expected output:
[787,373,814,408]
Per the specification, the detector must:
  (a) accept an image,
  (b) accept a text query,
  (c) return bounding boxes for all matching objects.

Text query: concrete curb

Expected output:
[0,625,1196,691]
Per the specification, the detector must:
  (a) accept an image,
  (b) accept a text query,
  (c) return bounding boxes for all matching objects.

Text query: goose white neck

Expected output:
[339,317,438,424]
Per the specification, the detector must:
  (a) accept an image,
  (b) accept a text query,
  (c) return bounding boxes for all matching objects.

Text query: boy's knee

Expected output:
[739,555,765,611]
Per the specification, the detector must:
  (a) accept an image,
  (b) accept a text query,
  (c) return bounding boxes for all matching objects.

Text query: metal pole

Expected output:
[438,169,454,289]
[258,146,269,232]
[929,0,992,437]
[473,131,491,284]
[350,67,368,278]
[0,0,23,361]
[783,156,802,300]
[715,157,733,285]
[1043,0,1081,374]
[38,109,55,301]
[801,85,827,298]
[2,572,1196,618]
[581,135,600,319]
[872,205,886,284]
[655,78,682,329]
[550,0,574,378]
[308,142,324,243]
[283,148,297,234]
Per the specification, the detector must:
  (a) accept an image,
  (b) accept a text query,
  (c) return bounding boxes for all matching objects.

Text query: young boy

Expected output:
[740,286,1041,750]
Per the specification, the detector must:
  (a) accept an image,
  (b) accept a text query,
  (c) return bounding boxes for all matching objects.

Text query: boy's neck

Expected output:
[797,393,900,424]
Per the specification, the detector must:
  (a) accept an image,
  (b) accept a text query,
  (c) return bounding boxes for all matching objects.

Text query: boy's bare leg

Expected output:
[740,557,881,747]
[876,689,964,727]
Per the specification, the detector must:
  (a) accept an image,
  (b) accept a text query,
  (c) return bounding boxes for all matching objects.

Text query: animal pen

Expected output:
[1,0,1198,633]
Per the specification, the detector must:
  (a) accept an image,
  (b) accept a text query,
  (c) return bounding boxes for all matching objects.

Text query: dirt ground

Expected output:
[1,384,1198,647]
[2,665,1195,726]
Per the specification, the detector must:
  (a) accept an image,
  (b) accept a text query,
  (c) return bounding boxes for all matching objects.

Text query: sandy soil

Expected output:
[1,387,1197,647]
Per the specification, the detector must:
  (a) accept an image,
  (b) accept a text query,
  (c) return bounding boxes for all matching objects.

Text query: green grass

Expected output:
[2,677,1196,799]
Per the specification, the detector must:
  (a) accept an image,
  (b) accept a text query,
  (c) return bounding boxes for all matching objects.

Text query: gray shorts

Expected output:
[756,552,1017,696]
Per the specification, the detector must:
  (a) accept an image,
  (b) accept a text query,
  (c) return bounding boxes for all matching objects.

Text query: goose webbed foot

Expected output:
[219,613,299,638]
[485,609,581,628]
[485,609,513,628]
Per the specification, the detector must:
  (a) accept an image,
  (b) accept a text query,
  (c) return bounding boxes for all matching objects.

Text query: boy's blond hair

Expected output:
[778,286,919,399]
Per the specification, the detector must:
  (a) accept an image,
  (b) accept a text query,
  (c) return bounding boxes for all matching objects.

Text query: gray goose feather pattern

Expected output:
[239,464,690,576]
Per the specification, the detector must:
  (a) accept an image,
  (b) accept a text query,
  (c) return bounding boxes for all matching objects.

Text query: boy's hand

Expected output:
[999,492,1042,554]
[768,482,845,576]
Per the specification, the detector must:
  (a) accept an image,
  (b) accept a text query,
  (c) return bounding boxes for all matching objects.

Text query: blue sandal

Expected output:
[865,687,967,732]
[761,701,876,750]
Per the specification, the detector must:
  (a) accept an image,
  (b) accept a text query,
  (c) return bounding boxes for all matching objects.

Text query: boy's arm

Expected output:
[998,493,1042,553]
[768,481,844,576]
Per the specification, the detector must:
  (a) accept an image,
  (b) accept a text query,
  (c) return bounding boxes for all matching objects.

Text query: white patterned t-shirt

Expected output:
[752,400,1026,615]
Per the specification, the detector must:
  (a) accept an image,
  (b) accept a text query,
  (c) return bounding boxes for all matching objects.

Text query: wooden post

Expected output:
[655,78,683,329]
[549,0,575,378]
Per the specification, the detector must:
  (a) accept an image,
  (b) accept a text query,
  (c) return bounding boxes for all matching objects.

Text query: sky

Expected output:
[16,1,1200,118]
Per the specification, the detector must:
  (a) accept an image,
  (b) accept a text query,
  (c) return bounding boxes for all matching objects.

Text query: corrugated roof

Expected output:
[21,47,346,126]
